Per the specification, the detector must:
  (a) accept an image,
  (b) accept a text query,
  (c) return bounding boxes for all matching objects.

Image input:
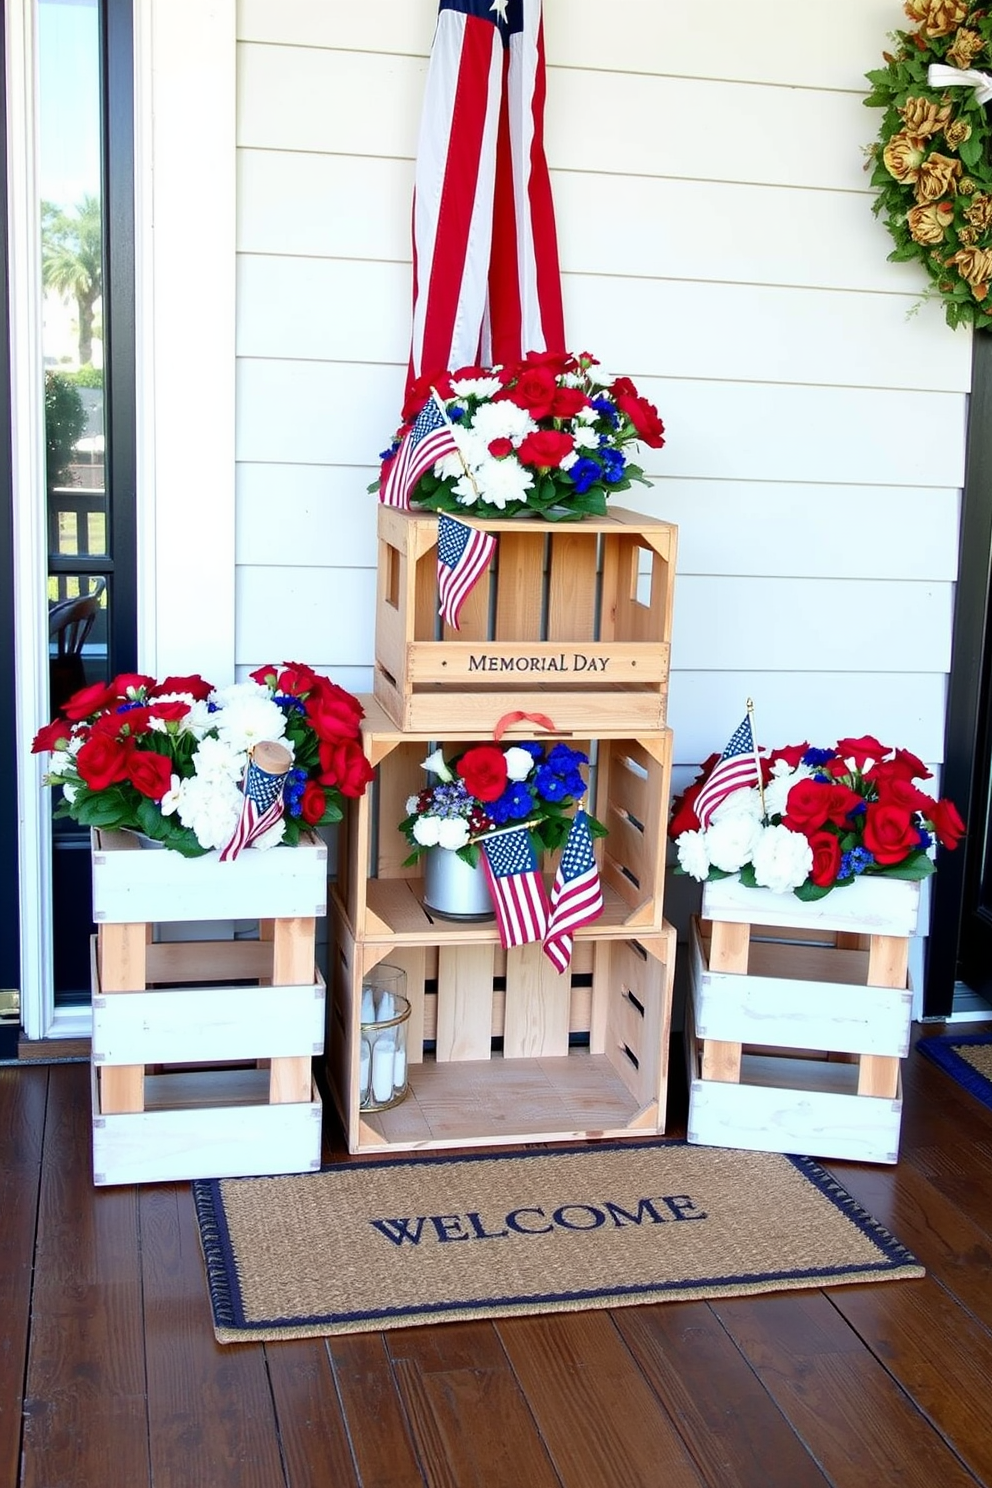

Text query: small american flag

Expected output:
[479,826,548,948]
[380,395,459,510]
[437,513,496,629]
[694,715,761,828]
[219,752,288,862]
[543,810,604,973]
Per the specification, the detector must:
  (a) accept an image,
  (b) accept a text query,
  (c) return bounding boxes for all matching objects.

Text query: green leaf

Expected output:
[879,853,936,882]
[792,880,833,902]
[737,862,758,888]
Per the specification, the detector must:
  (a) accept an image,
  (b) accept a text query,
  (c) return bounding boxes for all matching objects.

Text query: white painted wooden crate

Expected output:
[686,904,911,1165]
[701,874,921,938]
[90,827,328,923]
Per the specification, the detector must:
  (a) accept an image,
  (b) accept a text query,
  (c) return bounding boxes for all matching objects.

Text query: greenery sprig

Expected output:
[865,2,992,330]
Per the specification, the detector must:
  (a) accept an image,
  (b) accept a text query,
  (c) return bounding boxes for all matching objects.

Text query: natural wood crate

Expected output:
[91,827,328,923]
[686,911,912,1165]
[335,696,672,941]
[374,504,676,733]
[327,902,677,1154]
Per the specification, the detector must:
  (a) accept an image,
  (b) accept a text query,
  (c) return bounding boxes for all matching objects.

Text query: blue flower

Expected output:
[379,442,400,462]
[448,404,466,421]
[273,693,305,714]
[802,747,835,766]
[569,458,602,495]
[489,782,534,824]
[547,743,588,772]
[917,827,932,850]
[601,449,627,484]
[591,397,619,428]
[534,765,569,802]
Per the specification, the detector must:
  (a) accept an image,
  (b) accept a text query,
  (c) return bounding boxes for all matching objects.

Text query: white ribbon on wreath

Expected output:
[928,62,992,107]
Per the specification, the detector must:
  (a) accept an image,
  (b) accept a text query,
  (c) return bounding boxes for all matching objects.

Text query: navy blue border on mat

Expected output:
[917,1034,992,1111]
[191,1140,923,1336]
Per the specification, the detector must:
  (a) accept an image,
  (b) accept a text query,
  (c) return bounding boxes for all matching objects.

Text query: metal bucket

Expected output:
[423,847,495,920]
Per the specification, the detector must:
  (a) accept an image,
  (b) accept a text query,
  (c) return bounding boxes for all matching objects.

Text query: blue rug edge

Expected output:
[916,1033,992,1112]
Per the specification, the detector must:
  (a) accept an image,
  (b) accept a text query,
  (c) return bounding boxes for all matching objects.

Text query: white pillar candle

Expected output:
[360,987,376,1025]
[359,1037,371,1100]
[393,1046,407,1089]
[375,991,395,1022]
[372,1036,396,1102]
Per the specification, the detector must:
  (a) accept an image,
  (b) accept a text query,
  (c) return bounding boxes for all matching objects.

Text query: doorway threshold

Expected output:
[947,982,992,1024]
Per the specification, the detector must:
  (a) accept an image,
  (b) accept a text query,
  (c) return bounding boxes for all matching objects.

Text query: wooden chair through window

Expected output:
[49,578,106,711]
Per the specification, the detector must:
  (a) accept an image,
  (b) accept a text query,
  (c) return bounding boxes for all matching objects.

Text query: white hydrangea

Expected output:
[412,815,442,847]
[762,761,813,819]
[705,813,764,874]
[676,830,711,882]
[175,773,244,851]
[751,824,812,894]
[437,817,471,850]
[504,746,535,782]
[710,787,763,824]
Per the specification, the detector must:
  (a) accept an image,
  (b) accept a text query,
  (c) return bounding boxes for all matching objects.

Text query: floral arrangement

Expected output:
[32,662,374,856]
[669,734,964,899]
[373,349,665,521]
[864,0,992,329]
[400,740,607,865]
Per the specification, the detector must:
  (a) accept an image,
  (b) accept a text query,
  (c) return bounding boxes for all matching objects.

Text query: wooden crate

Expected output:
[327,903,677,1154]
[89,830,326,1185]
[686,878,918,1164]
[335,697,672,941]
[374,504,676,733]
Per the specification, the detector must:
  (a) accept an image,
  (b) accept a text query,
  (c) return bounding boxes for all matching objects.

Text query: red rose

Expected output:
[62,681,119,721]
[668,754,720,839]
[305,681,364,743]
[614,391,665,449]
[862,802,920,864]
[148,699,191,724]
[835,735,888,769]
[153,674,213,700]
[111,672,155,698]
[457,744,509,803]
[550,386,589,418]
[276,662,319,697]
[402,370,453,423]
[782,778,833,832]
[517,429,575,469]
[868,749,932,786]
[823,783,864,825]
[76,734,132,791]
[505,365,559,420]
[765,742,810,771]
[299,781,328,825]
[516,349,575,377]
[319,738,375,798]
[808,829,842,888]
[249,664,279,688]
[32,719,72,754]
[928,797,965,849]
[875,776,932,814]
[488,437,514,459]
[126,749,173,800]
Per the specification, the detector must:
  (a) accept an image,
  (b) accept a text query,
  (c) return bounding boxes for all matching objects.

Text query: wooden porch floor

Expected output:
[4,1027,992,1488]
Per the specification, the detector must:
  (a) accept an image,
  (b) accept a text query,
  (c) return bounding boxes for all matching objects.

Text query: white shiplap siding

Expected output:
[233,0,969,813]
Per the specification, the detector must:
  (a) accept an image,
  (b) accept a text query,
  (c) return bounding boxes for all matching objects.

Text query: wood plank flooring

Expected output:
[4,1024,992,1488]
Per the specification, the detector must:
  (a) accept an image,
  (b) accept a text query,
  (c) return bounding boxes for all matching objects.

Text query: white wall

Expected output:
[233,0,970,963]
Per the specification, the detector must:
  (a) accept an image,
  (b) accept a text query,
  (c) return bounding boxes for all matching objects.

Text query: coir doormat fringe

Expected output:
[192,1140,923,1343]
[917,1033,992,1111]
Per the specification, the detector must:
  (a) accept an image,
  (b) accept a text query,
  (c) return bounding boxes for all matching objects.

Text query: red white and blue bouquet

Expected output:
[374,349,665,521]
[32,661,373,857]
[669,733,964,900]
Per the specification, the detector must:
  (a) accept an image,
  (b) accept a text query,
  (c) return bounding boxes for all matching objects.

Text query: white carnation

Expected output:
[437,817,471,850]
[469,398,536,444]
[503,746,535,782]
[192,734,246,783]
[676,830,711,882]
[572,425,599,450]
[213,692,288,756]
[406,795,421,815]
[751,824,813,894]
[710,787,763,824]
[176,774,243,851]
[62,781,78,804]
[705,814,763,873]
[475,456,534,508]
[49,750,73,776]
[763,762,813,819]
[412,815,442,847]
[449,375,503,401]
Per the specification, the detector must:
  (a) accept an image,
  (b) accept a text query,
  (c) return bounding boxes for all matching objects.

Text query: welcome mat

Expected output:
[192,1141,923,1342]
[917,1033,992,1112]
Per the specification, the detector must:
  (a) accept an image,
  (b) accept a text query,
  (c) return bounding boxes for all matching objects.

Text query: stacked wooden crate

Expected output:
[685,876,919,1164]
[329,505,679,1154]
[89,827,327,1184]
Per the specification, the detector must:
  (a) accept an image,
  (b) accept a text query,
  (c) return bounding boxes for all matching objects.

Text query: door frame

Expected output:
[927,332,992,1018]
[8,0,236,1040]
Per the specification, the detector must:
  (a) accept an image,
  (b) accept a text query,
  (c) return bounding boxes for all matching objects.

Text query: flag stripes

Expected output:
[437,513,496,629]
[380,397,459,510]
[543,811,604,973]
[479,826,548,948]
[694,716,761,828]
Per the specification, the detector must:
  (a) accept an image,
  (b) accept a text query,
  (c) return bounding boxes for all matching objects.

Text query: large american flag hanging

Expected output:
[479,825,549,948]
[409,0,565,391]
[219,749,289,862]
[437,512,497,628]
[381,394,460,510]
[694,715,762,829]
[543,810,604,973]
